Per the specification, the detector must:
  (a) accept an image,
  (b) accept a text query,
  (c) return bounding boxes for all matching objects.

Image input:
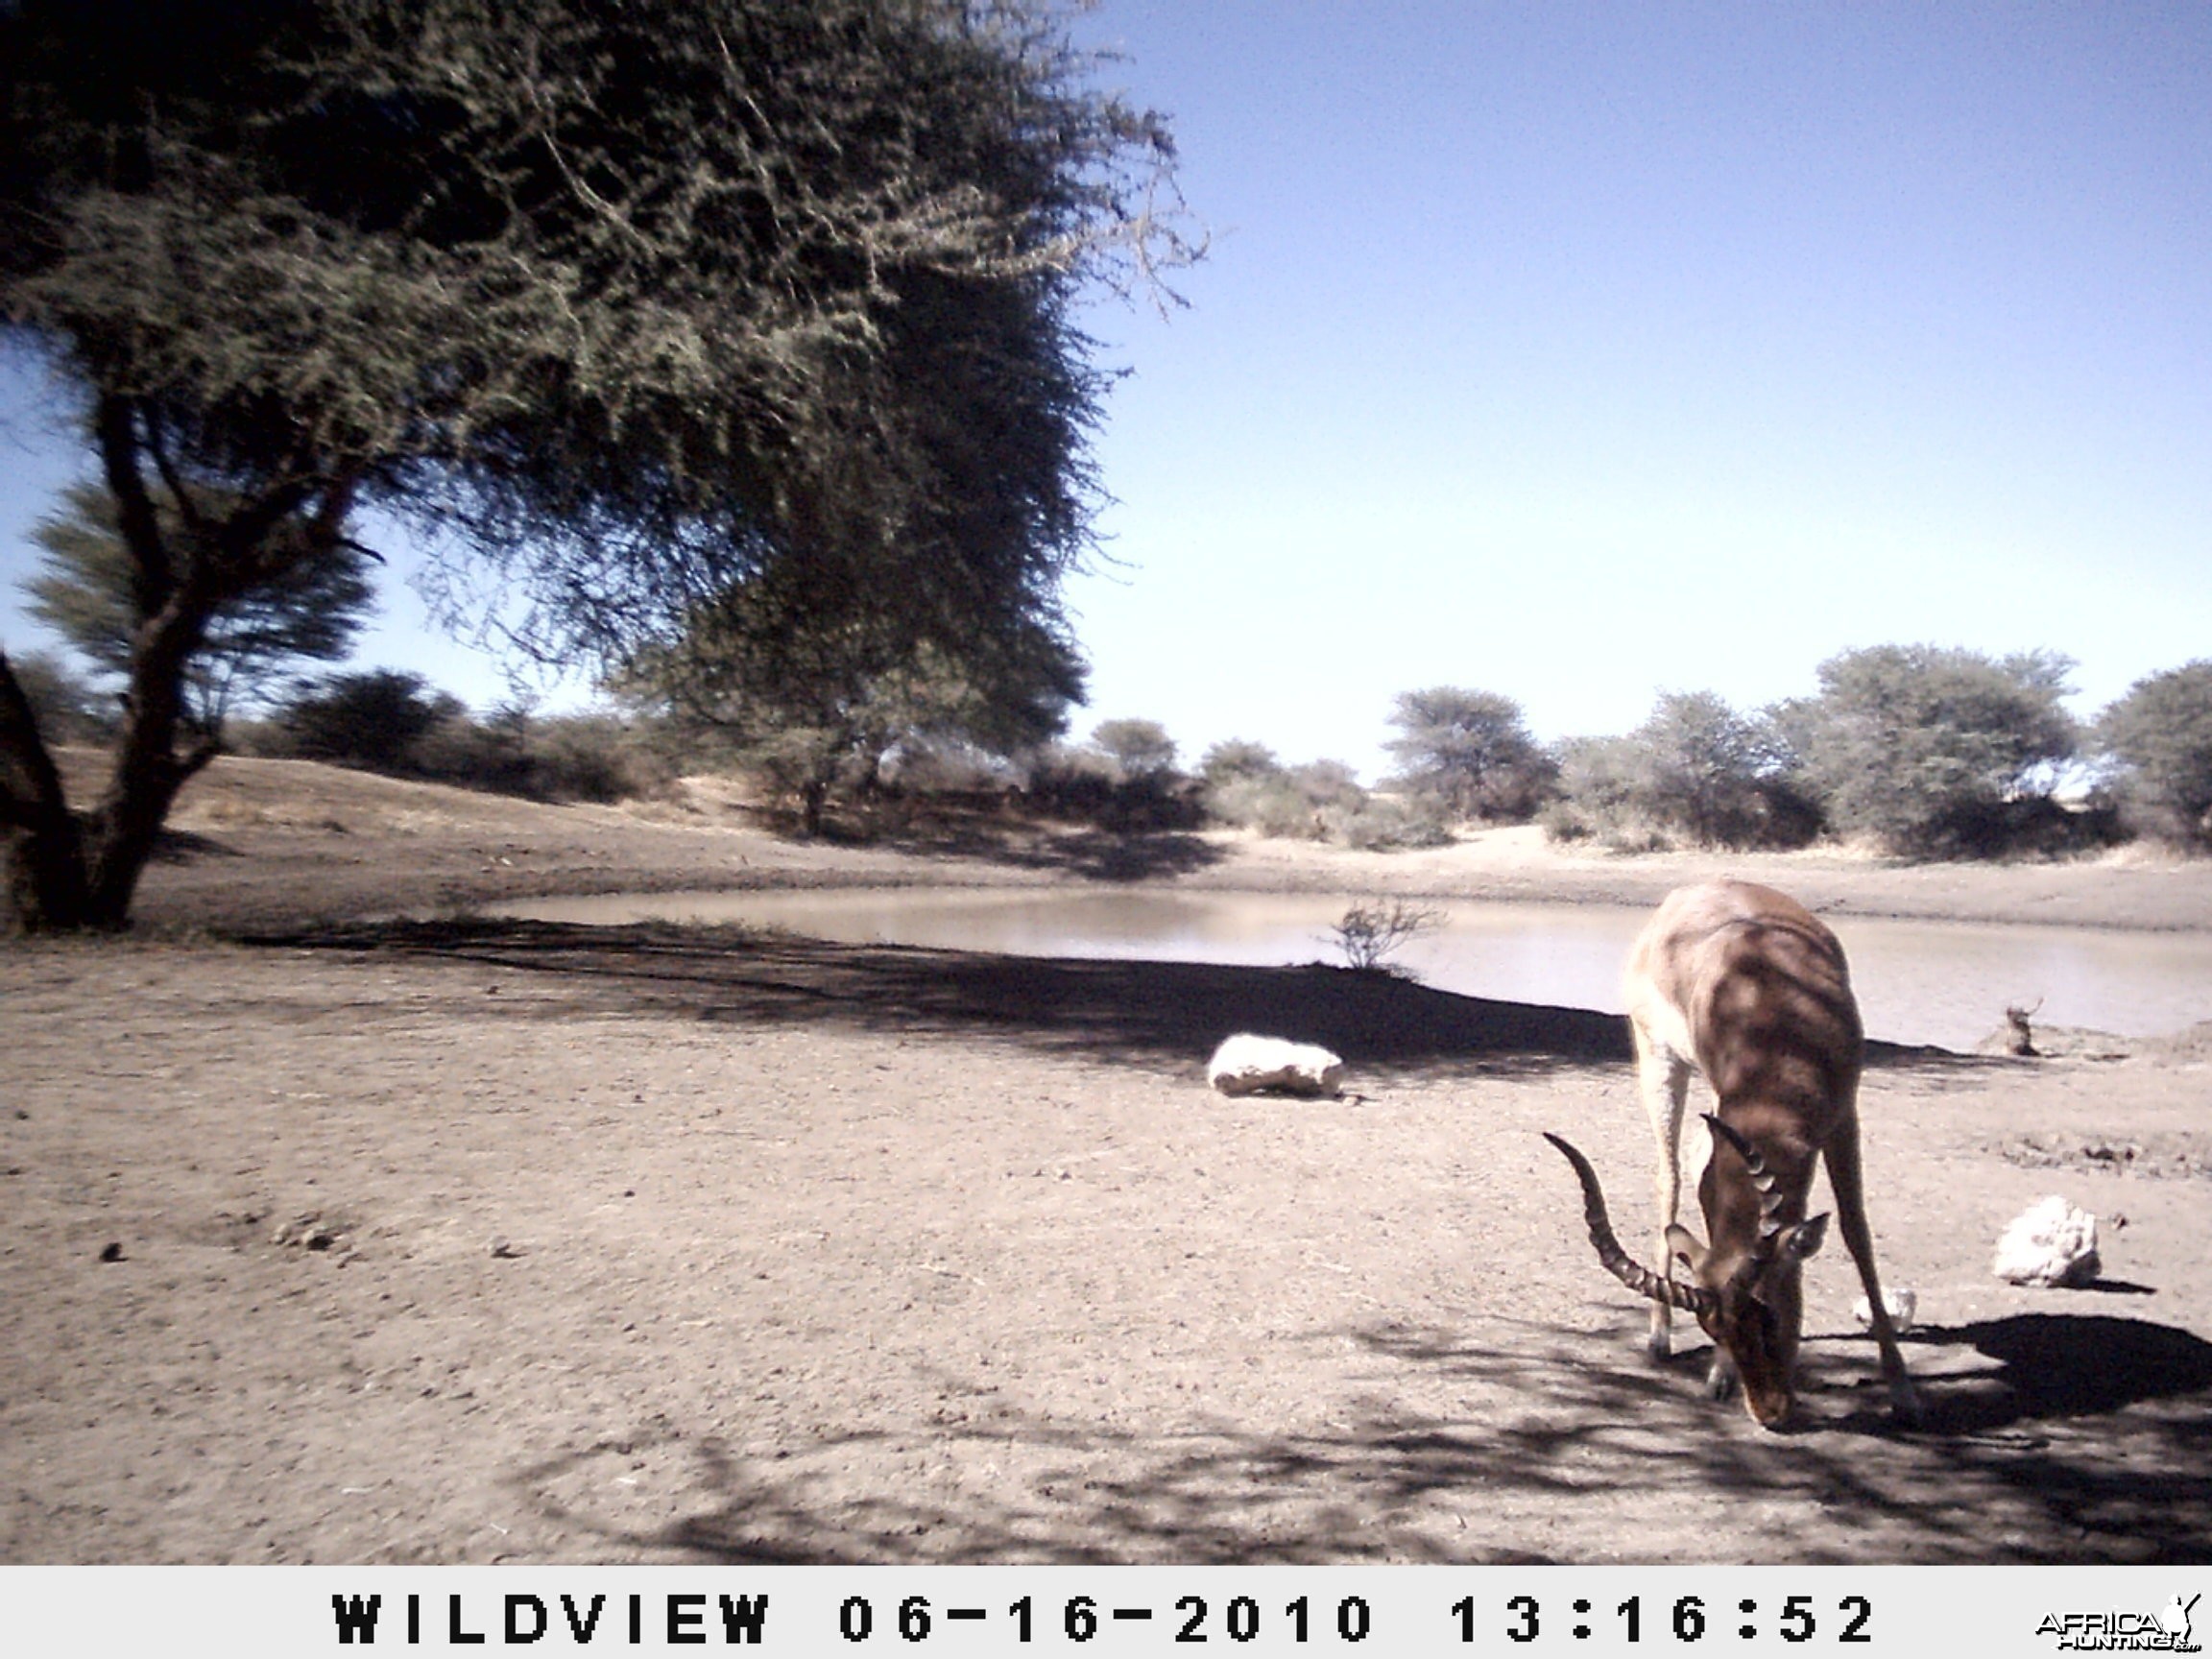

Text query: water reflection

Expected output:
[486,888,2212,1051]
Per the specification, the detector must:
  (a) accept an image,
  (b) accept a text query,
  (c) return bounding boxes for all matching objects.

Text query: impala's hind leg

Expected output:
[1822,1111,1923,1425]
[1632,1019,1694,1361]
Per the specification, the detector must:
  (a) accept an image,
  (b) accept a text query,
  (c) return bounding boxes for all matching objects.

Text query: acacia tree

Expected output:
[276,668,463,775]
[1086,717,1178,780]
[1539,733,1641,845]
[626,553,1086,834]
[1623,689,1816,849]
[1383,685,1555,823]
[0,0,1190,927]
[2100,661,2212,848]
[1777,645,2077,855]
[1195,738,1280,790]
[26,480,376,737]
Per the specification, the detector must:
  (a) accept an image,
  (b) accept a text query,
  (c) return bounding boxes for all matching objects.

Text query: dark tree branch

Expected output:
[142,406,209,539]
[95,395,173,620]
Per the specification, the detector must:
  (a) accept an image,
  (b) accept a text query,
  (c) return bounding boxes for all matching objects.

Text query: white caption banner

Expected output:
[0,1565,2201,1655]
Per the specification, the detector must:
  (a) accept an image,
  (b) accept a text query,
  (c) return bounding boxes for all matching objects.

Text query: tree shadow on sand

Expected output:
[508,1311,2212,1565]
[250,917,1642,1074]
[248,916,1990,1078]
[150,826,245,863]
[870,822,1231,882]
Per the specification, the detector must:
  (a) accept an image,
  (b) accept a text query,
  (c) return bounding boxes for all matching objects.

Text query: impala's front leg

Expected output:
[1822,1112,1925,1426]
[1632,1018,1693,1361]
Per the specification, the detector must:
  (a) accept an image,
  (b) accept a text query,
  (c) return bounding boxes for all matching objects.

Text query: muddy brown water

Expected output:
[485,890,2212,1051]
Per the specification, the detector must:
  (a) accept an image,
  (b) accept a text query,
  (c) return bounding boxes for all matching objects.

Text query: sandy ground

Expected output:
[4,754,2210,1563]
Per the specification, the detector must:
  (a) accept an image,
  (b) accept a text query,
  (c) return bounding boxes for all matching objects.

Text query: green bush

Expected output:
[1201,754,1410,845]
[1321,794,1455,851]
[1540,696,1818,853]
[1085,718,1178,780]
[1021,744,1201,830]
[277,670,459,772]
[1205,772,1324,838]
[1195,738,1281,790]
[270,671,670,803]
[1778,645,2077,856]
[2099,661,2212,850]
[1541,733,1672,850]
[514,714,676,804]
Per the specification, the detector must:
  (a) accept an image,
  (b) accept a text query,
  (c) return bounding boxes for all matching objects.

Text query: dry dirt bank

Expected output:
[4,757,2209,1563]
[108,750,2212,935]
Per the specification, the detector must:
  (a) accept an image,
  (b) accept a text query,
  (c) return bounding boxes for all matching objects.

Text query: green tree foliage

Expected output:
[2099,661,2212,849]
[1383,685,1556,823]
[1628,690,1817,850]
[1194,741,1306,837]
[1195,738,1281,790]
[1778,645,2078,856]
[276,669,462,774]
[25,481,375,734]
[1086,717,1179,780]
[626,556,1085,833]
[1020,718,1199,832]
[1192,741,1448,850]
[0,0,1190,927]
[265,671,670,802]
[1539,695,1808,852]
[1625,691,1764,844]
[1539,734,1641,846]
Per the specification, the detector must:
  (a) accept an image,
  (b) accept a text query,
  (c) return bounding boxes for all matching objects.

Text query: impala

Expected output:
[1545,879,1922,1429]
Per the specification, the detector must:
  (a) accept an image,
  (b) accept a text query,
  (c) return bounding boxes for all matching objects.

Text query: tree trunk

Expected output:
[0,651,93,930]
[1,408,217,931]
[4,811,92,930]
[1,617,213,932]
[80,724,212,929]
[799,775,829,838]
[78,583,219,927]
[3,397,344,930]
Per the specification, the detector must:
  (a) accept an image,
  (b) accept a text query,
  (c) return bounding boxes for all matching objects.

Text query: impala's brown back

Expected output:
[1645,881,1862,1129]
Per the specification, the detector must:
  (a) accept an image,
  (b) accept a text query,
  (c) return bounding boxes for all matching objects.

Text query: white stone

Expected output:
[1207,1033,1344,1097]
[1992,1194,2101,1286]
[1851,1287,1917,1333]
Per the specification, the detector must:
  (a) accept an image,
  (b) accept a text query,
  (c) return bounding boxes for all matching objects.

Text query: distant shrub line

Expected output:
[22,646,2209,861]
[235,669,676,805]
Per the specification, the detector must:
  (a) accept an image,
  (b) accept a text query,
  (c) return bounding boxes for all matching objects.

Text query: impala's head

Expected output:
[1544,1120,1828,1430]
[1664,1211,1827,1428]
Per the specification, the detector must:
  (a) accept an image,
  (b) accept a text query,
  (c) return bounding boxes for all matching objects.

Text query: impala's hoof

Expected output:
[1890,1380,1925,1428]
[1705,1357,1740,1402]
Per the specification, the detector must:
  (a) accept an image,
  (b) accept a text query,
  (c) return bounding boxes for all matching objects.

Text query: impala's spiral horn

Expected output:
[1543,1131,1715,1314]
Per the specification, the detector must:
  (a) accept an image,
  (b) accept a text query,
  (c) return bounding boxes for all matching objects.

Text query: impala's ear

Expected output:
[1787,1213,1831,1262]
[1665,1223,1708,1275]
[1747,1214,1830,1304]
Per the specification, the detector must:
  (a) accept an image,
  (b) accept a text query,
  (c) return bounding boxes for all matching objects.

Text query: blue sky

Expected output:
[5,2,2209,780]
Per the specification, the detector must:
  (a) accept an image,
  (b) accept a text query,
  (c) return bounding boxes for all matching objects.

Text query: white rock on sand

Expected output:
[1851,1287,1918,1332]
[1992,1194,2101,1286]
[1207,1034,1344,1097]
